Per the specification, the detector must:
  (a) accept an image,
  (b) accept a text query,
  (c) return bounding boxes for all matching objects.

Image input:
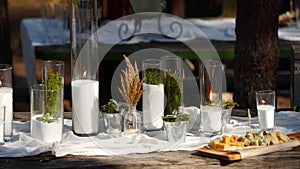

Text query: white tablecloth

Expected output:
[0,108,299,157]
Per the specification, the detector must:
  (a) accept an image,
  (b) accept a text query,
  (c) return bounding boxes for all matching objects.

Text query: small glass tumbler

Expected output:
[103,113,122,134]
[199,60,223,136]
[0,64,13,141]
[164,121,187,143]
[142,59,164,131]
[0,105,5,144]
[256,90,275,130]
[30,84,63,143]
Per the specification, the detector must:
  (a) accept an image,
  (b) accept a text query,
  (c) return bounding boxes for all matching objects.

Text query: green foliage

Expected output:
[37,70,63,123]
[102,99,120,114]
[163,114,190,122]
[223,101,239,109]
[145,69,162,85]
[164,72,182,116]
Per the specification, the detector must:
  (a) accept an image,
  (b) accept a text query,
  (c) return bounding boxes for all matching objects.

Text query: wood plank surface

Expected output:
[1,147,300,169]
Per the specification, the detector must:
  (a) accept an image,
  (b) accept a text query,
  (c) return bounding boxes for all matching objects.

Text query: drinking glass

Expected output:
[0,64,13,141]
[256,90,275,130]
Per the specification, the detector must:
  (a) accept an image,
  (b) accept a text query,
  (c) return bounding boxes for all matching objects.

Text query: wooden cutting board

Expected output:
[197,132,300,161]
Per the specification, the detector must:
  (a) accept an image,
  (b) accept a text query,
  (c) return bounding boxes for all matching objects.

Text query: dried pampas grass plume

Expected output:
[118,55,144,108]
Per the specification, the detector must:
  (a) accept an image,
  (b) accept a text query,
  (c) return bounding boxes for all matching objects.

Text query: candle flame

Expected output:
[209,87,213,103]
[83,70,87,79]
[262,99,266,105]
[0,80,2,87]
[82,67,87,79]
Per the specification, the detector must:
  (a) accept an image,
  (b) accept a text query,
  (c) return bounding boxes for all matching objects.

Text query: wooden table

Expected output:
[2,111,300,169]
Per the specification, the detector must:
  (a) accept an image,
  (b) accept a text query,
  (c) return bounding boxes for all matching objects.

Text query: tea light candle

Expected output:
[0,87,13,140]
[71,79,99,135]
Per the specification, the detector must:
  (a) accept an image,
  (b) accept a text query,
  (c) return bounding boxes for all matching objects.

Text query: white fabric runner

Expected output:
[0,108,299,157]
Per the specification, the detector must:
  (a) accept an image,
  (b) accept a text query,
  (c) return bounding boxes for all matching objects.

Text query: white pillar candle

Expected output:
[0,105,4,143]
[72,79,99,135]
[0,87,13,140]
[143,83,164,130]
[257,104,275,129]
[200,105,222,133]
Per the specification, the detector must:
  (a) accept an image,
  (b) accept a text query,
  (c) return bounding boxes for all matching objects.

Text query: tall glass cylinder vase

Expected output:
[142,59,164,131]
[199,60,223,136]
[161,56,184,116]
[0,64,13,141]
[42,60,65,91]
[70,0,101,136]
[30,84,63,143]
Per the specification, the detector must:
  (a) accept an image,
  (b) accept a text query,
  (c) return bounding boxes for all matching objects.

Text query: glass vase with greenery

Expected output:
[37,60,64,123]
[37,70,63,123]
[142,59,164,131]
[163,72,183,116]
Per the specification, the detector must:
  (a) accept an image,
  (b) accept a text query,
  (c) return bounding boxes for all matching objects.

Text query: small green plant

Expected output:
[223,101,239,109]
[101,99,120,114]
[163,113,190,122]
[164,72,182,116]
[145,69,162,85]
[37,71,63,123]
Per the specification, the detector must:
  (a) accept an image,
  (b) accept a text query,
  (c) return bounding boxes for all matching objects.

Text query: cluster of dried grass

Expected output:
[118,55,144,108]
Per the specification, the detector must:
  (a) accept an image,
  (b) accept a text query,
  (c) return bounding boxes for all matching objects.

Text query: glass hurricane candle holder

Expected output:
[0,105,5,144]
[199,60,223,136]
[70,0,100,136]
[0,64,13,141]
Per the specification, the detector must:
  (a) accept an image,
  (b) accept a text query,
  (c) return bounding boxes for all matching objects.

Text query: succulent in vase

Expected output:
[102,99,120,114]
[223,101,239,110]
[163,113,190,123]
[145,70,162,85]
[102,99,123,134]
[163,113,190,143]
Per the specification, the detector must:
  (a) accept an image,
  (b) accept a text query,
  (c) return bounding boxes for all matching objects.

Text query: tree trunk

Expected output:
[0,0,11,64]
[234,0,281,109]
